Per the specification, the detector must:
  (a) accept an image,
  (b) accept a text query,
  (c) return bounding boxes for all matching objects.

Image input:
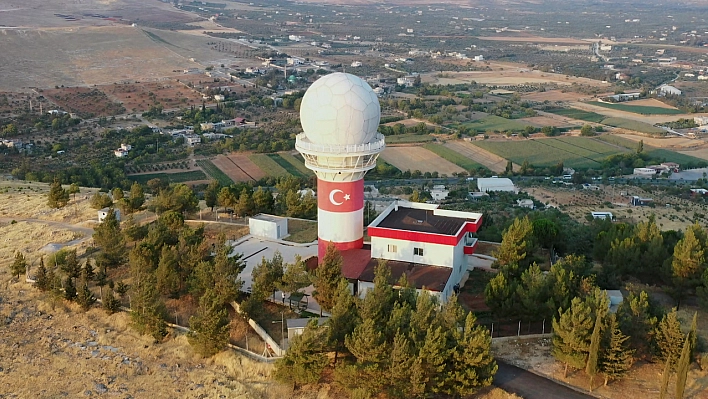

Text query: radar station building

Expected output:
[295,73,483,303]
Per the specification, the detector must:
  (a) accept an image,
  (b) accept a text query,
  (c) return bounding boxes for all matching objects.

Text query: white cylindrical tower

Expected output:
[295,72,385,260]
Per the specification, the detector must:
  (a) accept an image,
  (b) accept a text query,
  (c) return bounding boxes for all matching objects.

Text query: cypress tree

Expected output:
[675,335,691,399]
[689,312,698,359]
[659,355,672,399]
[552,297,593,378]
[586,308,603,391]
[188,288,230,357]
[654,309,684,369]
[10,251,27,280]
[35,257,49,291]
[312,243,344,312]
[600,314,634,386]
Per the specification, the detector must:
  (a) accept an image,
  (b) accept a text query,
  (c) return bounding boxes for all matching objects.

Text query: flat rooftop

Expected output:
[375,207,467,236]
[358,258,452,292]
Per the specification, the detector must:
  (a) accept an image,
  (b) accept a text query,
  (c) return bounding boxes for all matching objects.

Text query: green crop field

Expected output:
[276,152,314,177]
[248,154,291,178]
[385,133,435,144]
[473,137,628,169]
[594,134,638,149]
[455,115,529,132]
[600,117,665,134]
[423,143,485,170]
[267,154,310,178]
[546,108,606,123]
[644,149,708,166]
[129,170,207,185]
[589,101,683,115]
[195,159,234,186]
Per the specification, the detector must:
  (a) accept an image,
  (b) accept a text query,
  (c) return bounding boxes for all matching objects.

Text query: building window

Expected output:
[387,244,397,253]
[414,247,424,256]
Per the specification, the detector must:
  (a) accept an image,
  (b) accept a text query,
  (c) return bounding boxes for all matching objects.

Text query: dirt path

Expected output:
[569,101,708,125]
[444,141,520,173]
[0,217,94,237]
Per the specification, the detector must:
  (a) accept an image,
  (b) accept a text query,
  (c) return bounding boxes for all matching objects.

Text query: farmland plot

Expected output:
[443,141,518,173]
[211,154,257,182]
[248,154,291,178]
[380,147,465,175]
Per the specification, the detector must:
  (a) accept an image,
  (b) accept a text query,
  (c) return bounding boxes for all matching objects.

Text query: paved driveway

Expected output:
[494,361,593,399]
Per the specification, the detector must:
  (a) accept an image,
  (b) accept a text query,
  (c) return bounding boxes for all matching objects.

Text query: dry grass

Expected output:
[0,221,80,266]
[0,180,100,224]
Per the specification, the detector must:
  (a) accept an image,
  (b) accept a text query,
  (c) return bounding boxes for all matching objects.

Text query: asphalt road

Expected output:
[494,361,593,399]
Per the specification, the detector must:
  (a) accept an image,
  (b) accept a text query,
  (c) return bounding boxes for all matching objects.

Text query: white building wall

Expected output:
[371,236,459,268]
[249,217,288,239]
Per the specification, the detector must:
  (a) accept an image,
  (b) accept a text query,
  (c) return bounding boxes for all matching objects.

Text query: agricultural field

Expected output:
[600,117,666,134]
[443,141,518,173]
[102,79,204,114]
[589,101,683,115]
[453,115,529,133]
[546,108,606,123]
[248,154,291,178]
[266,154,312,179]
[521,90,592,102]
[380,146,465,175]
[276,153,313,177]
[41,87,126,118]
[210,154,266,182]
[128,170,207,185]
[195,159,234,186]
[423,143,485,171]
[384,133,435,144]
[596,134,708,165]
[518,115,579,128]
[473,137,627,169]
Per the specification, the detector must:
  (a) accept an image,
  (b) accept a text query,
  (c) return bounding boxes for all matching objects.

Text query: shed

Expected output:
[98,207,121,222]
[287,317,329,341]
[477,177,516,193]
[249,214,288,239]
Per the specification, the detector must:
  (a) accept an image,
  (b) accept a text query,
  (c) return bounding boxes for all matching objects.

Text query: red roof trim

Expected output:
[368,217,482,246]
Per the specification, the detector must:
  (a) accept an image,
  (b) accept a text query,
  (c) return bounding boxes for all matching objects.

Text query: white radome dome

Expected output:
[300,72,380,146]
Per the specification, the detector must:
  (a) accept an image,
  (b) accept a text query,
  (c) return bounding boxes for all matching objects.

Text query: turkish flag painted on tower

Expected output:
[317,179,364,213]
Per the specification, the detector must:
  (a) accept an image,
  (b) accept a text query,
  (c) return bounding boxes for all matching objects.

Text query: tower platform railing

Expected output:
[295,132,386,155]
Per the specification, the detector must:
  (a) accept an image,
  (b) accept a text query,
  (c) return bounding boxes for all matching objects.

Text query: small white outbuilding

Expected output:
[98,207,121,223]
[476,177,516,193]
[249,214,288,240]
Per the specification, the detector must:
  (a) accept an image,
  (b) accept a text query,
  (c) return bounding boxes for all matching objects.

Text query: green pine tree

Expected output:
[253,186,274,214]
[63,276,77,301]
[10,251,27,280]
[385,331,415,398]
[328,278,359,363]
[188,288,230,357]
[449,312,497,396]
[312,243,344,312]
[83,259,95,282]
[484,271,517,318]
[654,308,684,369]
[76,277,96,311]
[128,181,145,212]
[93,208,126,268]
[102,289,122,314]
[35,257,50,291]
[492,216,534,269]
[671,224,705,308]
[617,290,657,358]
[61,249,81,280]
[675,334,691,399]
[204,180,220,212]
[274,319,328,388]
[599,314,634,386]
[155,246,181,298]
[129,246,167,341]
[517,263,550,321]
[552,297,594,378]
[47,178,69,209]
